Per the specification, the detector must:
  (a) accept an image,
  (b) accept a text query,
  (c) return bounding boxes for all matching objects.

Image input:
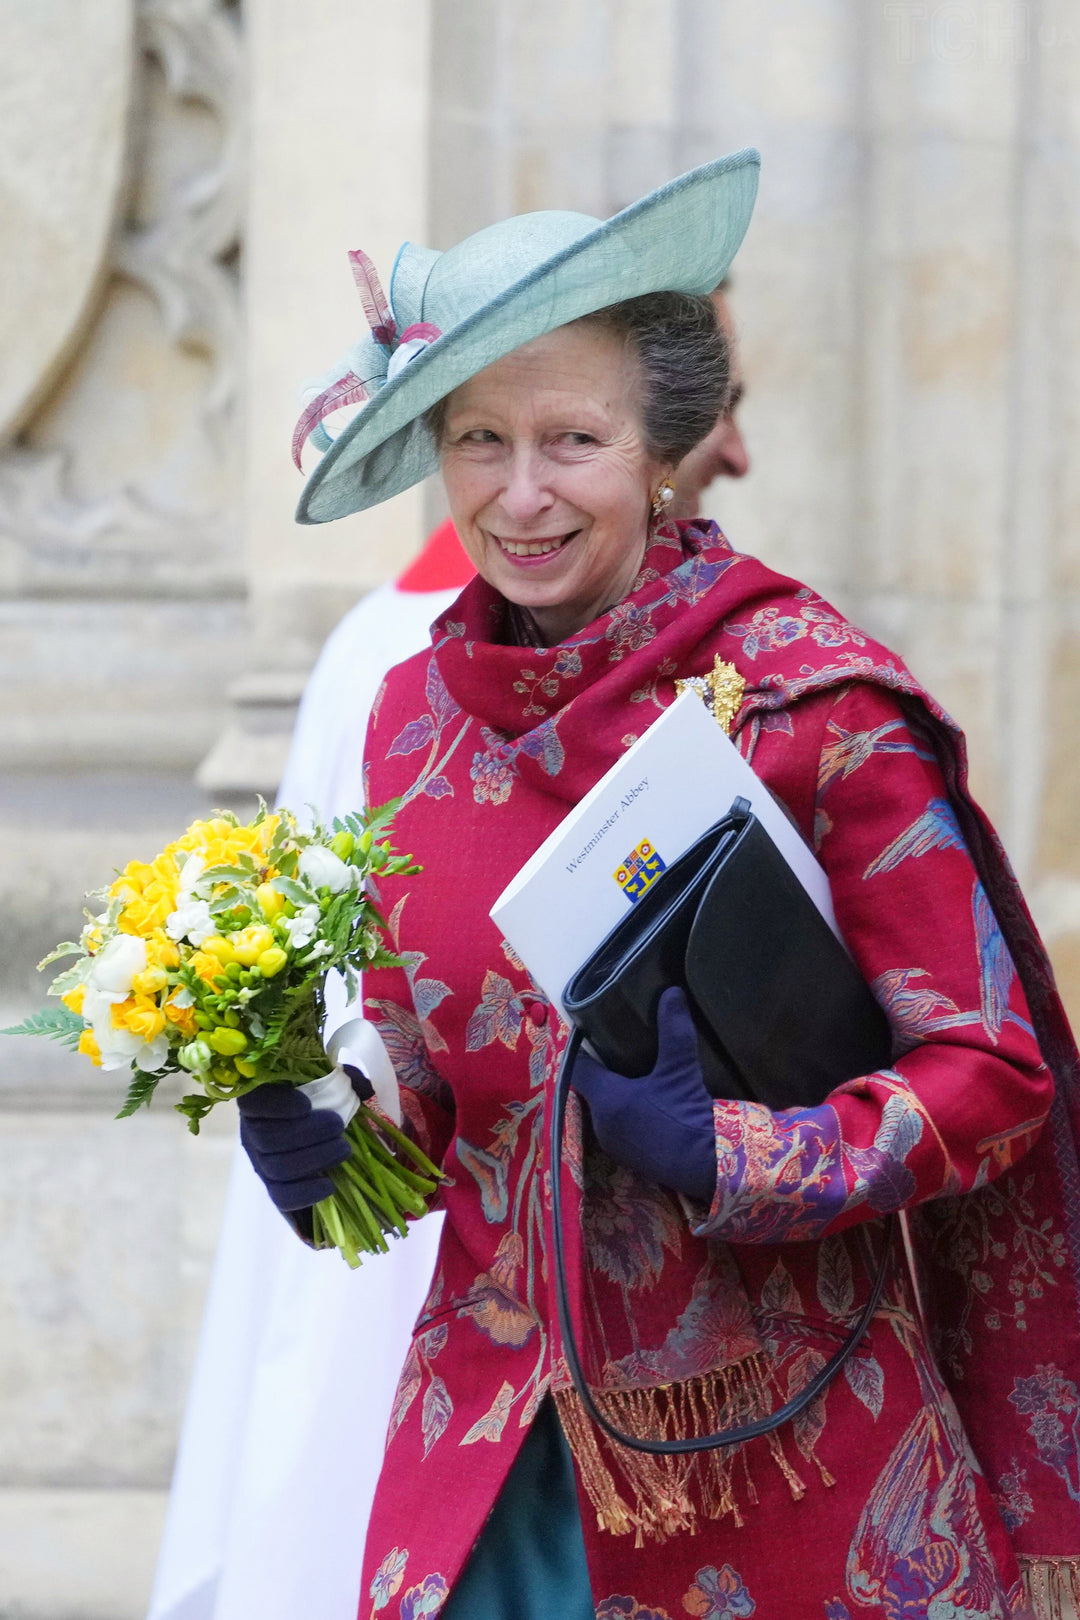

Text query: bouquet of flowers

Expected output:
[4,801,442,1267]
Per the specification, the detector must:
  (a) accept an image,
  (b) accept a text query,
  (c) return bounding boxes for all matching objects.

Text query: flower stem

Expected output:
[310,1102,444,1267]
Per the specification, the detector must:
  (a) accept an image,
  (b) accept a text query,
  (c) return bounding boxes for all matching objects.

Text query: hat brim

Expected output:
[297,148,760,525]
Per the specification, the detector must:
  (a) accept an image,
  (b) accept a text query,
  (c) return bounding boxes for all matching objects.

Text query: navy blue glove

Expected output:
[237,1069,371,1212]
[569,986,718,1202]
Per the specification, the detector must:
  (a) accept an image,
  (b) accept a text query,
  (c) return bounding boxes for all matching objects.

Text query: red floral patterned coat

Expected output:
[357,524,1080,1620]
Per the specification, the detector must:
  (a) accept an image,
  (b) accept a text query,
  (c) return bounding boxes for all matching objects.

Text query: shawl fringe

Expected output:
[554,1353,821,1547]
[1020,1557,1080,1620]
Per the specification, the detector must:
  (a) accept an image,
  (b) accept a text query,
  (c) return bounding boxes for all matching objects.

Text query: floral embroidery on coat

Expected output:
[727,590,866,660]
[682,1563,755,1618]
[369,1546,408,1616]
[1008,1365,1080,1505]
[596,1599,673,1620]
[470,719,565,805]
[398,1574,449,1619]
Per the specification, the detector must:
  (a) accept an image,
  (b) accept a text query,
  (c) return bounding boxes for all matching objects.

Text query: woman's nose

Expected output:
[498,447,554,521]
[717,417,750,479]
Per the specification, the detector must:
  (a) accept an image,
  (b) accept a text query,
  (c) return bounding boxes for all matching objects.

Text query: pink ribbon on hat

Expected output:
[292,249,442,469]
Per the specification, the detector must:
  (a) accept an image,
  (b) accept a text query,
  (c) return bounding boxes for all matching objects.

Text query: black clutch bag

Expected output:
[563,797,892,1107]
[551,797,895,1455]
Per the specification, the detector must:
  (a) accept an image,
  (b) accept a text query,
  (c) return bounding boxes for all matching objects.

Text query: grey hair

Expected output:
[425,290,730,466]
[576,292,730,465]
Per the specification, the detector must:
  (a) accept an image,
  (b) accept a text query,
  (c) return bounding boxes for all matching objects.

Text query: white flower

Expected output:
[299,844,356,895]
[80,939,169,1073]
[87,934,146,998]
[179,1040,212,1074]
[282,903,322,950]
[176,850,206,900]
[134,1035,170,1073]
[92,1021,146,1071]
[165,897,215,946]
[83,988,121,1027]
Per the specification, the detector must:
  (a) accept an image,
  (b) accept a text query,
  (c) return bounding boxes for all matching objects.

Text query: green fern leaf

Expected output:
[366,796,402,832]
[116,1069,163,1118]
[2,1006,85,1049]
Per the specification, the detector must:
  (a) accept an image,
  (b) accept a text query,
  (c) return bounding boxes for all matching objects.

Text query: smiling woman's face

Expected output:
[438,322,671,645]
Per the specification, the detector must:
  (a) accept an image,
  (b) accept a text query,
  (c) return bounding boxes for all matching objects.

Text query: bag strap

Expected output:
[550,1027,893,1455]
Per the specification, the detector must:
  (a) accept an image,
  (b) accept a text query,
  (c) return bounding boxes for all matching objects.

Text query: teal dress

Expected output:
[442,1399,594,1618]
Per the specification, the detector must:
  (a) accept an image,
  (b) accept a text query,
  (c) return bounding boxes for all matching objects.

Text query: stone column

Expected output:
[676,0,866,600]
[198,0,432,795]
[429,0,682,237]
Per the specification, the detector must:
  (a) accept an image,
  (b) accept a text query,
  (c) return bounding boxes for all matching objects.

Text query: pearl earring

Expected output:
[651,481,675,518]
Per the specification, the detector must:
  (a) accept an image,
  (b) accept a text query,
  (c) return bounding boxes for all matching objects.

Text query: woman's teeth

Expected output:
[497,533,572,557]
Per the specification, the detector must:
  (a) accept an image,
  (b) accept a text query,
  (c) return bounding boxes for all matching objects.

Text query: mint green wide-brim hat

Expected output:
[295,147,760,525]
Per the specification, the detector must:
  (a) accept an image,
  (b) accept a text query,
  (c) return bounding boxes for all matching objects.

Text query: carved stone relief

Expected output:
[0,0,243,599]
[0,1,135,441]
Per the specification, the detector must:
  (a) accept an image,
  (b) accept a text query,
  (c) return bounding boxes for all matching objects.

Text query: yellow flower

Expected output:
[174,818,229,855]
[132,965,168,997]
[152,851,180,885]
[118,896,171,937]
[111,998,134,1028]
[109,855,179,937]
[117,998,167,1043]
[189,950,227,985]
[233,1057,258,1078]
[174,812,282,871]
[78,1029,102,1066]
[231,925,274,966]
[61,985,86,1016]
[256,946,288,978]
[202,936,237,965]
[255,882,285,919]
[163,998,198,1038]
[146,930,181,971]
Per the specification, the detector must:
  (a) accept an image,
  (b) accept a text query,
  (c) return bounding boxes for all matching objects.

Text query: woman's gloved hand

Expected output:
[237,1068,372,1212]
[569,986,717,1201]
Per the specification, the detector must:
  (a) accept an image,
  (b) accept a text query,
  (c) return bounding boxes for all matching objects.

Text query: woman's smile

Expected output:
[489,528,581,561]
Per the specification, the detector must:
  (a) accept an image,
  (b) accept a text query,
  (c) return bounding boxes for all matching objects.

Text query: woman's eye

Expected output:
[462,429,500,444]
[556,432,595,447]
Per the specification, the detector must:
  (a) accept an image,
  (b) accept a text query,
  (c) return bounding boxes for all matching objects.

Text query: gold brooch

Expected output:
[675,655,746,736]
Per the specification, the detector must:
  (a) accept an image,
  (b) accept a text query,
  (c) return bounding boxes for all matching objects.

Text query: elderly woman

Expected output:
[240,152,1080,1620]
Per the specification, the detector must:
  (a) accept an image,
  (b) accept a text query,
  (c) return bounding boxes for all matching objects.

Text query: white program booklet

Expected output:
[489,689,838,1020]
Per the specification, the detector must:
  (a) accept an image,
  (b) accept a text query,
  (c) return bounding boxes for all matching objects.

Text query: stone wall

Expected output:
[2,2,1078,1615]
[422,0,1080,997]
